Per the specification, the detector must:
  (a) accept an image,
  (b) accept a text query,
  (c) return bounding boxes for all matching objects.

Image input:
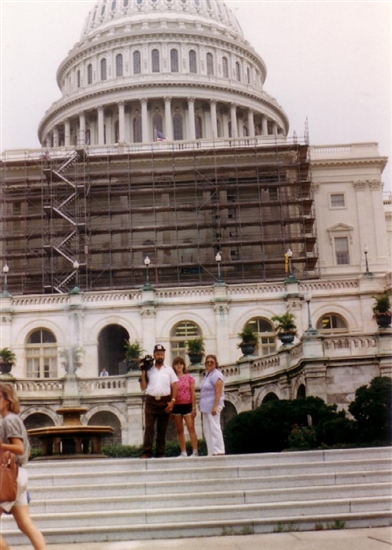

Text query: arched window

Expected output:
[133,116,142,143]
[114,120,119,143]
[123,0,129,6]
[111,0,117,10]
[236,61,241,82]
[316,314,348,333]
[87,63,93,84]
[26,329,57,378]
[152,113,163,136]
[189,50,197,73]
[206,52,214,75]
[152,49,160,73]
[116,53,123,77]
[246,318,276,356]
[173,113,183,140]
[170,321,201,360]
[100,58,107,81]
[77,70,81,88]
[171,49,179,72]
[195,116,202,139]
[246,66,251,84]
[222,56,228,78]
[133,51,141,74]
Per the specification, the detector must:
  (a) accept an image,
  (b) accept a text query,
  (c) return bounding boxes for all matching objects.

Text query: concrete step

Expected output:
[3,447,392,546]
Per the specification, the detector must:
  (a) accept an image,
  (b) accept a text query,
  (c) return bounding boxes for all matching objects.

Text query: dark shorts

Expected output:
[172,403,192,416]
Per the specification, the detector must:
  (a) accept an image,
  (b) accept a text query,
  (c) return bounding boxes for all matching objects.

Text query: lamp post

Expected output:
[215,251,223,284]
[2,264,10,297]
[364,246,373,277]
[304,292,318,336]
[70,260,81,294]
[143,256,152,289]
[285,248,298,283]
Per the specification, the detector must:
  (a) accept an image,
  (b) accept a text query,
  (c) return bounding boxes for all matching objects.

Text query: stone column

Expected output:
[230,103,238,138]
[53,127,59,148]
[64,119,71,147]
[97,106,105,144]
[78,112,86,146]
[247,109,255,138]
[141,98,149,143]
[118,101,125,143]
[272,122,278,135]
[210,99,218,139]
[164,97,173,141]
[261,116,268,136]
[188,97,196,141]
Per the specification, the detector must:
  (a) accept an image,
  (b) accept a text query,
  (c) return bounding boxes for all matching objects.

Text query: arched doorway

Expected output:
[98,324,130,376]
[89,411,121,446]
[296,384,306,399]
[262,392,279,404]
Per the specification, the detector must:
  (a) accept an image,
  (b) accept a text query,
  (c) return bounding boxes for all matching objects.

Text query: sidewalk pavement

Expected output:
[14,527,392,550]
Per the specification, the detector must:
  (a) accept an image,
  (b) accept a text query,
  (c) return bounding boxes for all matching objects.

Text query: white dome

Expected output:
[81,0,244,41]
[38,0,289,147]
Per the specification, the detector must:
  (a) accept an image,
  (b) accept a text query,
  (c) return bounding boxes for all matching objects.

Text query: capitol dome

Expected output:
[38,0,289,147]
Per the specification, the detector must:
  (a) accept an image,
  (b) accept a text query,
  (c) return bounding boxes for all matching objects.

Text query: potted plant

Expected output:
[185,336,205,365]
[124,340,144,371]
[0,347,16,375]
[271,311,297,345]
[237,325,258,356]
[372,293,392,328]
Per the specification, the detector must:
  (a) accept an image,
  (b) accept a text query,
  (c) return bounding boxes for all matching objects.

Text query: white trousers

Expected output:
[202,408,225,455]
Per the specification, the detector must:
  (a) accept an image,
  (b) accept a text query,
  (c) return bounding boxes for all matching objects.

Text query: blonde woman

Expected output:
[0,382,47,550]
[171,357,198,457]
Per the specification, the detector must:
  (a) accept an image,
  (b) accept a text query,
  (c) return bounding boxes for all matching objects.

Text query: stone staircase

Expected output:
[3,447,392,546]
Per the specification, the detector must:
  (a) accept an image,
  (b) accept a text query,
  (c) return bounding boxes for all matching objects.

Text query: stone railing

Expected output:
[323,335,377,356]
[15,379,64,397]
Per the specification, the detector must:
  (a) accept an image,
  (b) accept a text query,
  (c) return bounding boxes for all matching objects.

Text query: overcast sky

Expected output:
[1,0,391,190]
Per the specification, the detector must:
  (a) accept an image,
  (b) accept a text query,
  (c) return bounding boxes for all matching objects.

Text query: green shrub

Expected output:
[348,376,392,444]
[287,426,317,450]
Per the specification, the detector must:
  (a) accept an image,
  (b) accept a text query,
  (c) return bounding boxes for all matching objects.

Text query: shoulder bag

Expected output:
[0,450,19,504]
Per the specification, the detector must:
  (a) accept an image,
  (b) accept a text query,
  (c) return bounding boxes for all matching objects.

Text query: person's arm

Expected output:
[139,368,148,391]
[191,381,197,417]
[0,436,24,456]
[211,379,223,416]
[165,381,178,413]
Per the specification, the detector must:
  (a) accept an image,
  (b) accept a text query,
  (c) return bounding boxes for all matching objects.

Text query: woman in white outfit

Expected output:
[0,382,47,550]
[199,354,225,456]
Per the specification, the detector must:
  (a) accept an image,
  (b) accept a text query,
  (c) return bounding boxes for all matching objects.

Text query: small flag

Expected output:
[156,130,168,142]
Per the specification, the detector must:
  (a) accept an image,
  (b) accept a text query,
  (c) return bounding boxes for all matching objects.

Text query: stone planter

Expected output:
[239,343,256,356]
[279,333,295,345]
[188,353,203,365]
[0,362,13,375]
[127,360,139,371]
[375,313,392,329]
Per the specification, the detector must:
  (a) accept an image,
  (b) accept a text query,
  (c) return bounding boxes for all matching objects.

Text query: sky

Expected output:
[1,0,391,190]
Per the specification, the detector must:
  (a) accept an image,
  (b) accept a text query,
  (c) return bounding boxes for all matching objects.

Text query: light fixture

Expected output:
[215,251,223,284]
[304,292,318,336]
[363,245,372,277]
[70,260,81,294]
[2,264,10,297]
[285,248,298,283]
[143,256,152,289]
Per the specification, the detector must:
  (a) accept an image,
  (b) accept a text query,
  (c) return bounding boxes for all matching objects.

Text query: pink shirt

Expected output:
[176,374,195,404]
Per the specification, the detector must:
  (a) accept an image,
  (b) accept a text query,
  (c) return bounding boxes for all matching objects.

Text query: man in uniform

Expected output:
[139,344,178,458]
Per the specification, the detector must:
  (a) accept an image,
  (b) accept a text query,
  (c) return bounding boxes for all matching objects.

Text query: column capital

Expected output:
[210,98,217,105]
[187,97,195,103]
[118,101,125,107]
[164,96,172,103]
[140,98,148,105]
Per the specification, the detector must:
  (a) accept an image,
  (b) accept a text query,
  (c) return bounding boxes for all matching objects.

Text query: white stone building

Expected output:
[0,0,390,447]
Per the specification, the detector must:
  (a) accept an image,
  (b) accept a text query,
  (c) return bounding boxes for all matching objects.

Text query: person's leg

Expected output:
[209,409,225,455]
[173,415,186,453]
[0,511,10,550]
[184,414,198,453]
[142,401,156,457]
[11,505,47,550]
[202,412,213,455]
[155,404,170,457]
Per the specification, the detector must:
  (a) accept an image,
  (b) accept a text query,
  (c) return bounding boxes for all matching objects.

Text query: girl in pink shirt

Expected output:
[171,357,198,457]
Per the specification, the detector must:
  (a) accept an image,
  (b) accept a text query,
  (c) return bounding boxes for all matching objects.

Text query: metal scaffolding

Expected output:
[0,139,318,294]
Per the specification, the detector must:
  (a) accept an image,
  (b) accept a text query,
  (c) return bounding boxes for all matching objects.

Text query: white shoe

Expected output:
[177,452,187,458]
[190,450,199,457]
